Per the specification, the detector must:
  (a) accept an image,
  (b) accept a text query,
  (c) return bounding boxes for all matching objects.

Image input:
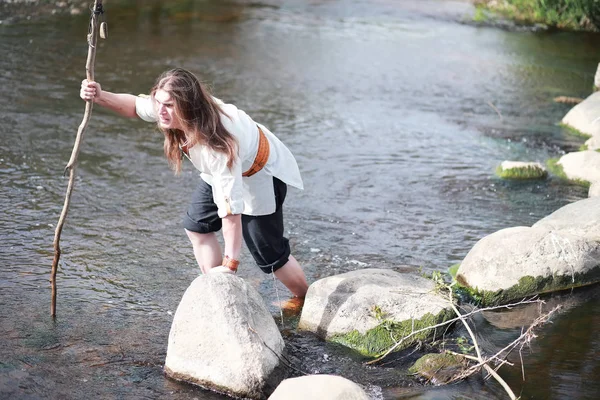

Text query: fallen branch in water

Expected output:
[553,96,583,105]
[449,304,560,384]
[367,284,560,399]
[366,296,542,365]
[487,101,503,121]
[50,0,105,318]
[446,289,518,399]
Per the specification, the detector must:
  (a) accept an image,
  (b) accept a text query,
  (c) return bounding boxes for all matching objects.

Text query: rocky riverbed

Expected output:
[0,0,88,23]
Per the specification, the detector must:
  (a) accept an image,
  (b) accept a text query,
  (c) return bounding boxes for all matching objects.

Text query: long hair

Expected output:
[151,68,237,174]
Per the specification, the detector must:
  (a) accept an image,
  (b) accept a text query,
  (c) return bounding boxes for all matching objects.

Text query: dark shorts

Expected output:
[182,177,290,274]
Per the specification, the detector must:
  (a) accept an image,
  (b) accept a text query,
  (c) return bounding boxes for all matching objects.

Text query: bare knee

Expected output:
[185,229,215,246]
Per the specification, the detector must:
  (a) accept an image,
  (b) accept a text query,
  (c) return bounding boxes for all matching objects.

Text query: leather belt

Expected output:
[242,127,270,177]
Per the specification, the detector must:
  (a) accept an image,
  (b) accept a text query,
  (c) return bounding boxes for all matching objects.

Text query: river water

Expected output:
[1,0,599,399]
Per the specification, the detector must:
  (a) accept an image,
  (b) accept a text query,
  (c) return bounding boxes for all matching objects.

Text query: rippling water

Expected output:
[1,1,599,399]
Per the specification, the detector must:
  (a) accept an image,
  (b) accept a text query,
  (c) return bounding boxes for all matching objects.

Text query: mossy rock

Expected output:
[547,158,591,187]
[559,122,593,140]
[496,161,547,180]
[547,157,567,179]
[456,271,600,306]
[409,353,468,384]
[330,309,454,358]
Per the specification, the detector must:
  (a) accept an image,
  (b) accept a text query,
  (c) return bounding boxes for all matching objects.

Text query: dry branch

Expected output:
[366,297,542,365]
[447,289,517,400]
[450,304,560,383]
[367,283,560,399]
[50,0,104,318]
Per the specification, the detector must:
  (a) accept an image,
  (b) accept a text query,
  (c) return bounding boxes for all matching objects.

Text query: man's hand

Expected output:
[80,79,102,102]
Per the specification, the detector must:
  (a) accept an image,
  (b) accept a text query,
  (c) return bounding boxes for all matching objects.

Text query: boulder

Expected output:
[585,135,600,150]
[557,150,600,184]
[297,269,452,357]
[496,161,547,180]
[165,273,286,399]
[590,181,600,198]
[595,62,600,90]
[456,226,600,305]
[268,375,369,400]
[561,91,600,138]
[533,196,600,241]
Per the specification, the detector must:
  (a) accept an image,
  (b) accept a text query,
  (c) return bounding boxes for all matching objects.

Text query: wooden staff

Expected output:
[51,0,105,318]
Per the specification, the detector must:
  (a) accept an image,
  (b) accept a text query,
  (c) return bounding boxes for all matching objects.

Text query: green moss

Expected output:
[496,165,547,180]
[372,305,388,321]
[546,158,591,187]
[476,0,600,31]
[448,264,460,281]
[579,144,589,151]
[330,309,454,357]
[473,6,490,22]
[409,353,466,378]
[456,269,600,306]
[559,122,593,140]
[546,158,568,179]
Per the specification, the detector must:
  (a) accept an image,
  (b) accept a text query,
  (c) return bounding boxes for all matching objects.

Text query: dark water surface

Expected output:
[1,0,599,399]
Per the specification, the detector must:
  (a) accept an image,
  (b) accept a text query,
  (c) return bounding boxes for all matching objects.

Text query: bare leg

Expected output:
[274,255,309,298]
[185,229,222,274]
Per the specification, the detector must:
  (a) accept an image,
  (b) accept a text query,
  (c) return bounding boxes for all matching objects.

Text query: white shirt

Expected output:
[135,96,303,217]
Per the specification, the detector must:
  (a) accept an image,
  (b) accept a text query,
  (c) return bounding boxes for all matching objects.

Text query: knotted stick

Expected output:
[51,0,104,318]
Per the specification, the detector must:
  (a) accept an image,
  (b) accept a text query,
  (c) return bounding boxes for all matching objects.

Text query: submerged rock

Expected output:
[297,269,452,357]
[496,161,547,180]
[456,226,600,306]
[409,353,467,385]
[268,375,369,400]
[557,150,600,185]
[165,273,286,399]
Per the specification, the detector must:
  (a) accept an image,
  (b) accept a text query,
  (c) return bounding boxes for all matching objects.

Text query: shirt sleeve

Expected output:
[135,95,157,122]
[208,150,244,218]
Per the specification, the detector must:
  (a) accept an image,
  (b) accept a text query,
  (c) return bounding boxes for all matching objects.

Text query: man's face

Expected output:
[155,89,183,131]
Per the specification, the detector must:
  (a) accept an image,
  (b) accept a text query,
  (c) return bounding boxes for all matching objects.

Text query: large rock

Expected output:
[557,150,600,184]
[165,273,286,399]
[456,226,600,305]
[585,135,600,150]
[268,375,369,400]
[533,196,600,241]
[561,91,600,138]
[590,181,600,198]
[297,269,452,357]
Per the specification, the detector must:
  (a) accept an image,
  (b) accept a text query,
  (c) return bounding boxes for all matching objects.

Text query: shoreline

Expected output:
[473,0,600,32]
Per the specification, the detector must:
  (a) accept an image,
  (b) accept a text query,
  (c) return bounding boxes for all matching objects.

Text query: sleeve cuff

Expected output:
[216,197,244,218]
[135,95,157,122]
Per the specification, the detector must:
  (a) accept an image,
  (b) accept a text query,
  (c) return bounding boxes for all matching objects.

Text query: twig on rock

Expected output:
[366,297,542,365]
[367,282,559,399]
